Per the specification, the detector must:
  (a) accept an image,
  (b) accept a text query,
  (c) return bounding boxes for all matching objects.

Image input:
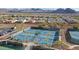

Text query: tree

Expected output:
[54,40,69,49]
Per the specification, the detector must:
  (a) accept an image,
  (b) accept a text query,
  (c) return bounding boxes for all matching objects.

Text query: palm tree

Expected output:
[54,40,63,47]
[54,40,69,49]
[44,18,53,28]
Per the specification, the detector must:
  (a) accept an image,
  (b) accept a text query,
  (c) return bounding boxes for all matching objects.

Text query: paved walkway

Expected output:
[59,26,72,49]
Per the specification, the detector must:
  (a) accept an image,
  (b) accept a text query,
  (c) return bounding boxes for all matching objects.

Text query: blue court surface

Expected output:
[12,28,59,46]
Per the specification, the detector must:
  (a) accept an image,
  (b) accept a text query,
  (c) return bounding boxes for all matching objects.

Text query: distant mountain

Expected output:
[64,8,76,13]
[53,8,76,13]
[0,8,77,13]
[53,8,65,13]
[0,8,9,12]
[8,8,53,13]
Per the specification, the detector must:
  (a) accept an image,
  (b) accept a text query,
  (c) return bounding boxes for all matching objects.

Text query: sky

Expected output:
[72,8,79,11]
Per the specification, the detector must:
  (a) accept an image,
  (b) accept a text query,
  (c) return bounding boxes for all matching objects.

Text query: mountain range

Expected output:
[0,8,77,13]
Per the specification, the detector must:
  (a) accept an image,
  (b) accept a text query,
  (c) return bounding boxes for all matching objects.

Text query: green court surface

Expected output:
[0,46,14,50]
